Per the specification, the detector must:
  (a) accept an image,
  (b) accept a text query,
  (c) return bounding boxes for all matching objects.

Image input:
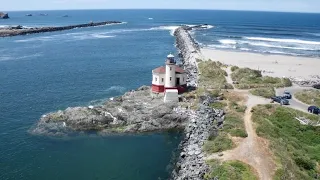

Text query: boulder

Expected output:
[0,12,9,19]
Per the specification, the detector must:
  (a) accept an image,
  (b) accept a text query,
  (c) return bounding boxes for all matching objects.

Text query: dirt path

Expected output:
[207,67,276,180]
[207,94,275,180]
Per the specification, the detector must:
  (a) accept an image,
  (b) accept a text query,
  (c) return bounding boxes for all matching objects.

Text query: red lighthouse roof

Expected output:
[152,65,185,74]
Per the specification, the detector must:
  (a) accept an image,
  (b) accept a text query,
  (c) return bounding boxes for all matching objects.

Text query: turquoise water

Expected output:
[1,10,320,180]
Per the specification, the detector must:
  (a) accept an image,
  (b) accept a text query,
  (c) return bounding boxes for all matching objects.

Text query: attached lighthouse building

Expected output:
[152,54,187,94]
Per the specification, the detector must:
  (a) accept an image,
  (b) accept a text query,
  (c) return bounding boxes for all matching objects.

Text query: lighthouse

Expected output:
[151,54,187,94]
[165,54,176,88]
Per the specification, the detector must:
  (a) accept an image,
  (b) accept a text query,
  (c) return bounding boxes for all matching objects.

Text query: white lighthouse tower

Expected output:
[165,54,176,88]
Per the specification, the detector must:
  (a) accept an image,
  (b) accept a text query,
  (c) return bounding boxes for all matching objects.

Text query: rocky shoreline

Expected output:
[30,86,189,136]
[171,26,223,179]
[0,21,122,37]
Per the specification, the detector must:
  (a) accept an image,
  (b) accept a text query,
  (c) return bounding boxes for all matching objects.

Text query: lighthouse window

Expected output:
[155,77,157,82]
[170,77,172,81]
[162,78,164,82]
[170,67,172,71]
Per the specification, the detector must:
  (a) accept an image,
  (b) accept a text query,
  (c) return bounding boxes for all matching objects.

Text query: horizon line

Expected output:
[2,8,320,14]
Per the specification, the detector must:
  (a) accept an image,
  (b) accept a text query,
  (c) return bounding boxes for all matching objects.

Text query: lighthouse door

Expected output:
[176,78,180,86]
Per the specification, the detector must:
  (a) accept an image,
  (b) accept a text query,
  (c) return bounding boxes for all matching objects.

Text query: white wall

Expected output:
[165,65,176,87]
[152,74,165,85]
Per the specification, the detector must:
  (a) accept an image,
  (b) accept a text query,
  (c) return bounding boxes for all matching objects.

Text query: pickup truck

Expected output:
[271,96,290,105]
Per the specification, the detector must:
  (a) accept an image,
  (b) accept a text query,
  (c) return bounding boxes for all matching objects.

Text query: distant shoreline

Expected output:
[0,21,122,37]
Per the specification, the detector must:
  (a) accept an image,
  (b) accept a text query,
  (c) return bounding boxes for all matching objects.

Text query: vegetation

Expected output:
[204,132,234,153]
[198,61,233,89]
[295,89,320,107]
[250,87,276,98]
[205,159,258,180]
[231,66,239,72]
[204,91,248,153]
[231,67,292,89]
[251,104,320,179]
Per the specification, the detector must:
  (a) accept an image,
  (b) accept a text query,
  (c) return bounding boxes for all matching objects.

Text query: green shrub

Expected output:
[198,61,227,89]
[231,67,292,89]
[294,157,316,170]
[205,160,257,180]
[231,66,239,72]
[250,87,275,98]
[252,104,320,179]
[230,129,248,138]
[295,89,320,107]
[210,101,227,109]
[204,132,233,153]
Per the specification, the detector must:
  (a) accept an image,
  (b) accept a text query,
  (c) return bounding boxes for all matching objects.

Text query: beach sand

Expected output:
[201,48,320,81]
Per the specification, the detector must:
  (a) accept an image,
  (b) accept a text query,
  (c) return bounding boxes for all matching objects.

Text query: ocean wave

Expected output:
[217,38,320,51]
[206,44,236,49]
[243,41,320,51]
[219,39,237,45]
[149,24,214,36]
[308,33,320,37]
[244,37,320,45]
[149,26,180,36]
[72,33,115,40]
[14,36,54,42]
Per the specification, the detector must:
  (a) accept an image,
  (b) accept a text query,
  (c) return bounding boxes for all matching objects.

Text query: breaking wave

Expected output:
[149,26,180,36]
[244,37,320,45]
[219,39,237,45]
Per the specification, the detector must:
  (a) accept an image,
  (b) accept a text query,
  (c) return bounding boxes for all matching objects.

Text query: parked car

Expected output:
[282,90,292,99]
[308,106,320,115]
[271,96,290,105]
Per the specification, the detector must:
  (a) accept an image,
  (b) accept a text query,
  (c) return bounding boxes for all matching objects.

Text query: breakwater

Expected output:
[171,27,224,179]
[0,21,122,37]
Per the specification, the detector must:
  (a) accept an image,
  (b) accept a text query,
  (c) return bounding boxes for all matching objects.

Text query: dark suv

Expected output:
[308,106,320,115]
[282,90,292,99]
[271,96,289,105]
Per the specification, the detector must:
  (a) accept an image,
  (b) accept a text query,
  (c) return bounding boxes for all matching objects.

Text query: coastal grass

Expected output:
[204,132,234,153]
[251,104,320,179]
[295,89,320,107]
[224,91,248,137]
[204,91,248,153]
[249,87,276,98]
[198,60,233,90]
[205,159,258,180]
[231,67,292,89]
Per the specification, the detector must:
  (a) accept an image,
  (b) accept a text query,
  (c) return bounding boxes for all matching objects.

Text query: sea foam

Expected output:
[245,37,320,45]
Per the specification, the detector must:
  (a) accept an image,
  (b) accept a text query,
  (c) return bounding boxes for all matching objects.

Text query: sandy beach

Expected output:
[201,48,320,83]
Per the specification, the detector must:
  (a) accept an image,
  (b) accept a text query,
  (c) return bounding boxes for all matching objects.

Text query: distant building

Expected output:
[151,54,187,94]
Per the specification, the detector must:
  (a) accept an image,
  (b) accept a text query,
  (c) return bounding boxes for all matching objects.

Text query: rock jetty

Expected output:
[171,26,223,179]
[0,21,122,37]
[172,97,223,180]
[174,26,204,88]
[31,86,189,136]
[0,12,9,19]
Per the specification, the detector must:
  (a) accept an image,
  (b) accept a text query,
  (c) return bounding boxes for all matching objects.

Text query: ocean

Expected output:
[0,10,320,180]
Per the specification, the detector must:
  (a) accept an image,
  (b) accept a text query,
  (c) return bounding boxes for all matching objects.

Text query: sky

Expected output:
[1,0,320,13]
